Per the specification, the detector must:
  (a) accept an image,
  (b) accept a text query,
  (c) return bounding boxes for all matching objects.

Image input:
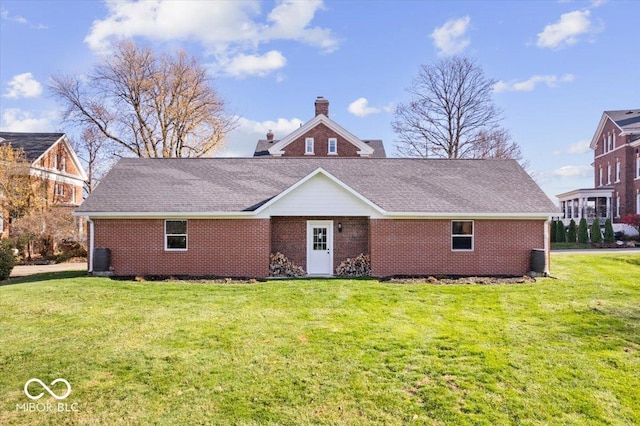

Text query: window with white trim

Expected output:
[637,192,640,215]
[452,220,474,251]
[616,194,620,218]
[61,156,66,172]
[305,138,314,155]
[598,167,602,186]
[637,157,640,179]
[607,164,611,185]
[54,183,65,196]
[53,155,58,169]
[615,160,620,182]
[165,220,187,250]
[608,134,613,152]
[328,138,337,155]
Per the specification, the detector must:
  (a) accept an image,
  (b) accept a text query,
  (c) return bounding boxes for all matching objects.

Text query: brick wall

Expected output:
[270,216,369,273]
[370,219,545,277]
[282,123,361,157]
[93,219,270,277]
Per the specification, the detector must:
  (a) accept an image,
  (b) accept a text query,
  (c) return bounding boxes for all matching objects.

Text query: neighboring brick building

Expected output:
[0,132,87,238]
[76,157,557,278]
[557,109,640,227]
[253,97,386,158]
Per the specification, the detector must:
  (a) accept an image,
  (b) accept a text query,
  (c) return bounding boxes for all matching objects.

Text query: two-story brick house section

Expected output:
[0,132,88,237]
[557,109,640,226]
[253,97,386,158]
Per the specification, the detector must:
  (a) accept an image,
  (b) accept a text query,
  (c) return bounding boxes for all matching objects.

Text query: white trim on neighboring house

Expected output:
[32,134,88,181]
[590,113,624,150]
[267,114,374,157]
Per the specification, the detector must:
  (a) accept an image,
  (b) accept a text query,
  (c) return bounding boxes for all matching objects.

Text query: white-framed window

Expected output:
[608,134,613,152]
[616,194,620,218]
[54,183,65,196]
[452,220,474,251]
[615,160,620,182]
[607,164,611,185]
[61,156,66,172]
[637,192,640,214]
[328,138,337,155]
[637,157,640,179]
[599,167,603,186]
[0,215,4,235]
[165,220,187,251]
[53,155,58,169]
[305,138,314,155]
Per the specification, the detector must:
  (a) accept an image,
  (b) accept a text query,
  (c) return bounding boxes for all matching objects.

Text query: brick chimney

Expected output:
[266,129,274,141]
[314,96,329,117]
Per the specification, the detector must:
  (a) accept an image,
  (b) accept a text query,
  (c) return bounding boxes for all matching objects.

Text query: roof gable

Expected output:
[590,109,640,149]
[267,115,374,157]
[0,132,64,161]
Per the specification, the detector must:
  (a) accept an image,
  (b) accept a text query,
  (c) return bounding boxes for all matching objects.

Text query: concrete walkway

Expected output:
[9,262,87,278]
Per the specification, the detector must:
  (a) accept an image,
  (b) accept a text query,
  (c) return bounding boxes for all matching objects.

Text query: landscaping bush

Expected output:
[555,220,566,243]
[577,218,589,243]
[0,243,16,281]
[591,218,602,243]
[567,219,577,243]
[604,218,615,243]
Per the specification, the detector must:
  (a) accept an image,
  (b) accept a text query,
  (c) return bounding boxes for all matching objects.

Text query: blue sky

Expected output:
[1,0,638,201]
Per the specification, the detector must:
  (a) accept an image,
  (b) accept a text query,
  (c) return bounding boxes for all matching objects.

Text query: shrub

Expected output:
[0,244,16,281]
[604,219,615,243]
[555,221,566,243]
[591,218,602,243]
[567,219,577,243]
[577,218,589,244]
[550,220,557,243]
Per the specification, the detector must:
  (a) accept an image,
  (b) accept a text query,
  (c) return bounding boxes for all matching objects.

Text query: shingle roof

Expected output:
[605,109,640,134]
[76,158,558,216]
[0,132,64,161]
[253,139,387,157]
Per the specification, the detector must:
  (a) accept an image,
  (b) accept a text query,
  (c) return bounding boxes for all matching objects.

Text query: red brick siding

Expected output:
[270,216,369,273]
[93,219,270,277]
[282,123,361,157]
[370,219,545,277]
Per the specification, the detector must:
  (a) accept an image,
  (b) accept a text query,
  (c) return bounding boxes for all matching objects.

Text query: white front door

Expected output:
[307,220,333,275]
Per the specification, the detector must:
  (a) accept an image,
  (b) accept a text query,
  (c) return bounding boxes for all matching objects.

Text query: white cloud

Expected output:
[493,74,575,92]
[0,8,47,29]
[431,16,471,56]
[566,139,591,154]
[546,165,592,178]
[1,109,54,132]
[348,98,381,117]
[216,116,304,157]
[3,73,43,99]
[536,10,594,49]
[84,0,338,77]
[221,50,286,78]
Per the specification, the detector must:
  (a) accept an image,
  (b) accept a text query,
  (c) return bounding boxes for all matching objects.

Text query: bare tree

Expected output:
[393,56,514,160]
[69,127,116,194]
[49,40,237,158]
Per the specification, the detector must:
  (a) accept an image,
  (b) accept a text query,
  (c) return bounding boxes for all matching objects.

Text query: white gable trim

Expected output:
[590,112,624,150]
[253,167,386,217]
[268,114,375,157]
[33,134,89,181]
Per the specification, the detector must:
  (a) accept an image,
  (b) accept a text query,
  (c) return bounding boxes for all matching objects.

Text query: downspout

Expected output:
[87,217,94,274]
[544,217,551,276]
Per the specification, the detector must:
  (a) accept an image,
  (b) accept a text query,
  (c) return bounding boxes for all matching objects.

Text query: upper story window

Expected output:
[328,138,337,155]
[599,167,603,186]
[615,160,620,182]
[607,164,612,185]
[61,156,66,172]
[165,220,187,251]
[637,157,640,179]
[608,134,613,152]
[53,155,58,169]
[54,183,65,196]
[452,220,474,251]
[305,138,314,155]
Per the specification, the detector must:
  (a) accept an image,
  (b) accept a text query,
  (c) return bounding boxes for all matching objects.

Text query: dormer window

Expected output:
[328,138,337,155]
[305,138,314,155]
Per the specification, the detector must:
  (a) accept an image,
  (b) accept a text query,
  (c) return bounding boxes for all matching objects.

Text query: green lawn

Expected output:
[1,255,638,425]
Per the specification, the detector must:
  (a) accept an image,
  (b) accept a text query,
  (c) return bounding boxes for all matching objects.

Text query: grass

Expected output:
[0,254,638,425]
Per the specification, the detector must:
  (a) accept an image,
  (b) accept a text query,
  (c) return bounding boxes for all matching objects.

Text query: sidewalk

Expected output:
[9,262,87,278]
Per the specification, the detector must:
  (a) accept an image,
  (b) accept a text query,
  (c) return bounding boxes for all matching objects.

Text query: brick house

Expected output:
[0,132,87,238]
[557,109,640,227]
[75,155,557,278]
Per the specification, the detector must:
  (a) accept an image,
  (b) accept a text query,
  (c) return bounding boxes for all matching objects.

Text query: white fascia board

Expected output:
[253,167,386,216]
[382,212,558,220]
[590,113,624,149]
[29,168,86,186]
[268,115,374,156]
[73,211,257,219]
[31,134,89,181]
